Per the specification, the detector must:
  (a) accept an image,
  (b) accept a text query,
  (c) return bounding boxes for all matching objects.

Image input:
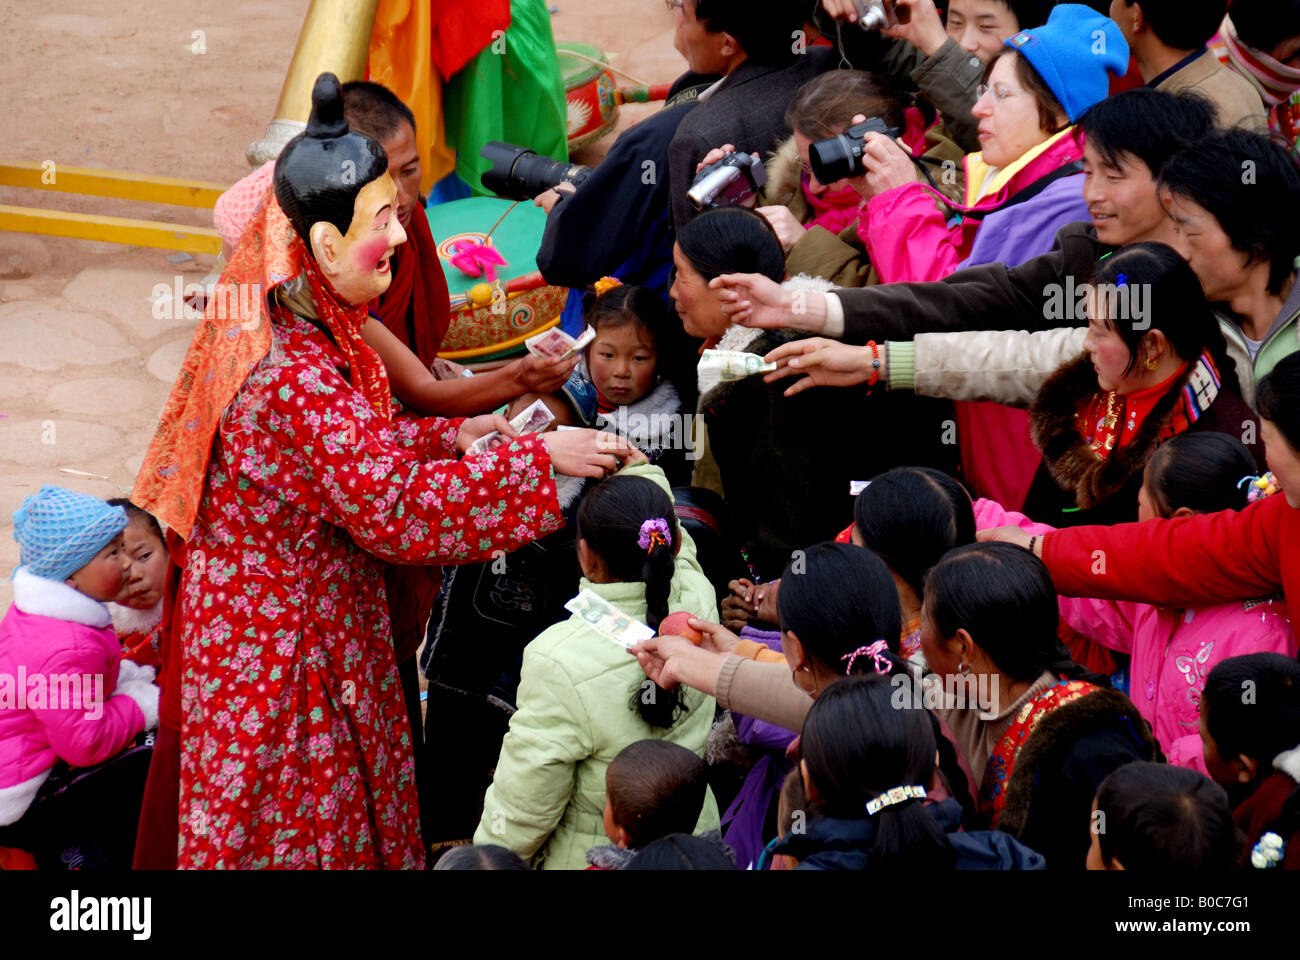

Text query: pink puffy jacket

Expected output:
[973,499,1296,773]
[860,129,1085,285]
[0,568,157,825]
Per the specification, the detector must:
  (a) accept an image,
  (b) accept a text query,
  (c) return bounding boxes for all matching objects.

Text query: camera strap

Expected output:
[956,160,1085,223]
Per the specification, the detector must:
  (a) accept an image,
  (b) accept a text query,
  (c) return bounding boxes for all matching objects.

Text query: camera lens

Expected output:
[808,133,862,186]
[479,141,592,201]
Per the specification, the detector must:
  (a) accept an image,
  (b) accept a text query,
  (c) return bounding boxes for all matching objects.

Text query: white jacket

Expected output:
[901,327,1086,407]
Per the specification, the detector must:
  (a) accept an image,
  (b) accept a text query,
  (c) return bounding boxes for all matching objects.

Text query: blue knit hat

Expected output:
[1004,4,1130,123]
[12,486,127,582]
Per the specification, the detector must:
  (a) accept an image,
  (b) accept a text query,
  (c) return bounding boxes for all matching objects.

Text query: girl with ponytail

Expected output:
[475,463,721,869]
[769,675,1045,871]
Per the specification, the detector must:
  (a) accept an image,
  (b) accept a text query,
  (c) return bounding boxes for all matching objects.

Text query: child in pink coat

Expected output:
[974,433,1295,774]
[0,486,159,868]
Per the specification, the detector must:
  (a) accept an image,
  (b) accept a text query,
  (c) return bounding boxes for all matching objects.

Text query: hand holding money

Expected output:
[761,338,887,397]
[698,348,778,382]
[465,398,557,456]
[541,428,641,478]
[456,413,517,454]
[431,357,474,380]
[525,324,596,361]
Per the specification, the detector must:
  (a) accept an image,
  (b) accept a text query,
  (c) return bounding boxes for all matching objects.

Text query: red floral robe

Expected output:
[177,313,563,869]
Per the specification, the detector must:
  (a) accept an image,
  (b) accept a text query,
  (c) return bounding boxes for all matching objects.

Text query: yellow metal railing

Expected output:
[0,162,226,254]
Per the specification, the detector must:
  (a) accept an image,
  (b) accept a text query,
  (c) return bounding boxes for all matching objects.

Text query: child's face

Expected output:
[588,323,658,407]
[66,533,130,602]
[1081,304,1141,395]
[1136,468,1161,523]
[1198,701,1245,790]
[917,601,963,682]
[115,518,168,609]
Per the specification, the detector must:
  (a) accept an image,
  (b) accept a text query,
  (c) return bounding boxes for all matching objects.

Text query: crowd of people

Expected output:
[2,0,1300,873]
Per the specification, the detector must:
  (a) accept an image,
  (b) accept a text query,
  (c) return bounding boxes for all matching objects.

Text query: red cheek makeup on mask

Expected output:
[359,234,392,274]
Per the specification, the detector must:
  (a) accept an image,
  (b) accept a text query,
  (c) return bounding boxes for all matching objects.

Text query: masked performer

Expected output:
[132,73,633,869]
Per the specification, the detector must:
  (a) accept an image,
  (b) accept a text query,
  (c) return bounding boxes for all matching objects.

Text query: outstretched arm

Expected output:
[361,318,577,417]
[980,497,1286,607]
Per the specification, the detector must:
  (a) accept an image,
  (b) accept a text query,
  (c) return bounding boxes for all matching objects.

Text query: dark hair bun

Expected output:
[307,72,349,139]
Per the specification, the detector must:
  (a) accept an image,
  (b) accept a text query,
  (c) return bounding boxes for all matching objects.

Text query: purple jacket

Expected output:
[721,627,798,869]
[0,568,157,825]
[957,175,1089,273]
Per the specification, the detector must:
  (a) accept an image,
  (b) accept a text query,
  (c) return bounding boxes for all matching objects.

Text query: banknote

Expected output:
[565,588,655,649]
[465,400,558,456]
[509,398,556,436]
[465,431,510,456]
[524,325,596,360]
[431,357,475,380]
[699,348,777,381]
[525,328,574,359]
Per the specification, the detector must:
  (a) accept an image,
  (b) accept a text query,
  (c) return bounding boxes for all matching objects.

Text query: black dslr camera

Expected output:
[808,117,902,186]
[686,151,768,211]
[480,141,593,201]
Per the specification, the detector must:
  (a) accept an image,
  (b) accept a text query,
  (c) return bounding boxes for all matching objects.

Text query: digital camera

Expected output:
[686,151,768,211]
[808,117,902,185]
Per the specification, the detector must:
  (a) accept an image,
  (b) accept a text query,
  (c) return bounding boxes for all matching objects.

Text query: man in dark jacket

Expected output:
[667,0,837,229]
[535,74,716,291]
[537,0,834,290]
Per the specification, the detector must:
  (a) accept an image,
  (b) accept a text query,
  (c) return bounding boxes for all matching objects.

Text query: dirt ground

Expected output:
[0,0,681,611]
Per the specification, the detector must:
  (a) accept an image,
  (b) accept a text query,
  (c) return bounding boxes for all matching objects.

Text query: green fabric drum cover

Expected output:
[428,196,567,357]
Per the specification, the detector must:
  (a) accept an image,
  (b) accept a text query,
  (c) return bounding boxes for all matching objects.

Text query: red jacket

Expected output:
[1234,748,1300,871]
[1041,494,1297,640]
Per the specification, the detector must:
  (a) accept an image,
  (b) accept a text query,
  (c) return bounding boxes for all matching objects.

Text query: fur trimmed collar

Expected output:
[10,567,111,628]
[764,137,803,207]
[697,274,833,404]
[109,599,163,637]
[585,844,636,870]
[998,687,1156,839]
[1274,745,1300,783]
[1029,354,1197,510]
[0,769,52,826]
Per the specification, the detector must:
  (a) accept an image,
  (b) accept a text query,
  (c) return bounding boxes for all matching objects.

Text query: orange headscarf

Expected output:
[133,192,392,539]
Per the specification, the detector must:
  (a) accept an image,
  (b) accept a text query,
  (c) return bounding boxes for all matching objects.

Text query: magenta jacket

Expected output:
[973,499,1295,772]
[860,129,1086,285]
[0,568,158,825]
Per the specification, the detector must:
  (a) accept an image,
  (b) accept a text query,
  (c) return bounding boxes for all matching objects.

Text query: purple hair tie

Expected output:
[841,639,892,676]
[638,517,671,552]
